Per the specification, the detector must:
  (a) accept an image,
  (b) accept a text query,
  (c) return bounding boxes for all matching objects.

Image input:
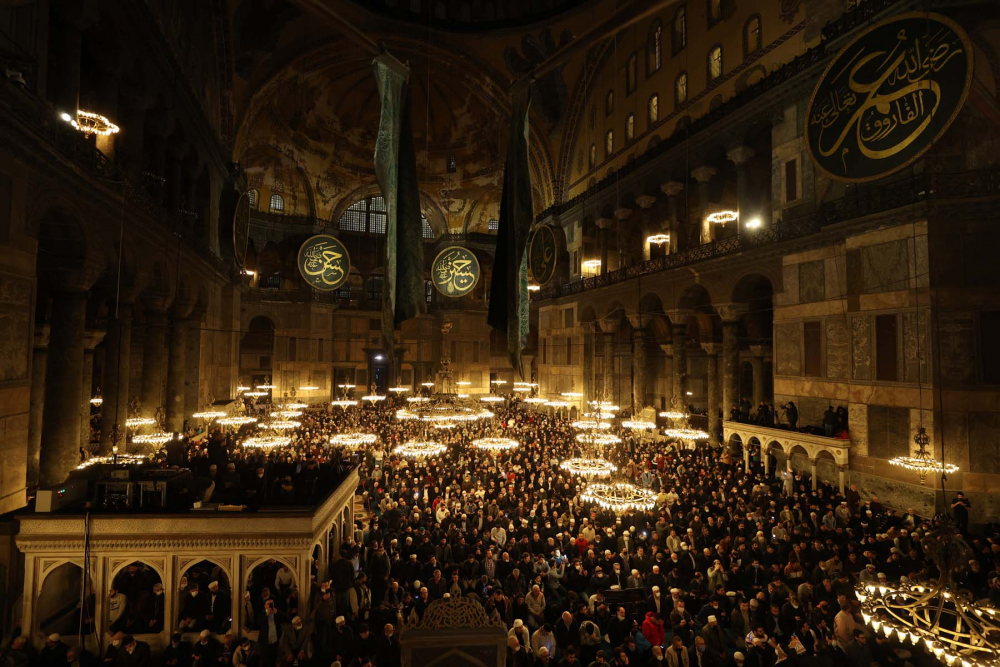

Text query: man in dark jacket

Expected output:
[375,623,400,667]
[119,637,150,667]
[39,635,68,667]
[162,634,191,667]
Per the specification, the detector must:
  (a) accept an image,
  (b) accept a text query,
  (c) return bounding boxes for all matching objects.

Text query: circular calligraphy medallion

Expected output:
[233,191,250,268]
[805,12,973,183]
[297,234,351,291]
[528,225,558,286]
[431,246,480,298]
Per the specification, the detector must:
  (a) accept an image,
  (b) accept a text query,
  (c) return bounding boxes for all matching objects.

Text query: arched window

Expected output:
[672,6,687,54]
[675,72,688,105]
[488,218,499,231]
[366,275,384,300]
[338,195,388,234]
[707,0,722,26]
[625,53,637,95]
[589,144,597,168]
[708,45,723,82]
[605,130,614,157]
[648,94,659,125]
[626,113,635,142]
[248,189,259,209]
[269,194,284,213]
[744,15,762,57]
[606,90,614,116]
[647,20,663,75]
[421,213,434,239]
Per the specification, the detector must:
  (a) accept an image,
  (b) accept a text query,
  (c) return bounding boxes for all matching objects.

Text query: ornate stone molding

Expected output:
[635,195,657,209]
[726,145,755,165]
[716,303,750,323]
[595,217,615,230]
[614,207,633,221]
[660,181,684,197]
[17,536,318,552]
[407,596,506,631]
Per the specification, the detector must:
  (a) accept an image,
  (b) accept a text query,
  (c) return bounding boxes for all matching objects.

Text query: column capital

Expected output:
[726,145,755,165]
[595,217,615,230]
[664,309,693,327]
[701,342,722,356]
[599,320,620,336]
[614,207,633,221]
[659,344,674,356]
[749,344,771,358]
[716,303,750,323]
[635,195,657,209]
[660,181,684,196]
[627,314,647,330]
[690,166,717,183]
[83,329,106,351]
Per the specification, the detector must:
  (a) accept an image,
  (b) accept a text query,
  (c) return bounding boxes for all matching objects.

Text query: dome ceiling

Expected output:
[235,39,554,231]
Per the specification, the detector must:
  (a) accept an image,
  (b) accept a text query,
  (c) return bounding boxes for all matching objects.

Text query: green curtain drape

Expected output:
[487,83,533,379]
[373,55,425,379]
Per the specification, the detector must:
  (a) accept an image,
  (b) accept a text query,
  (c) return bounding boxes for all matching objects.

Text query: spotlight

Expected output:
[745,217,762,229]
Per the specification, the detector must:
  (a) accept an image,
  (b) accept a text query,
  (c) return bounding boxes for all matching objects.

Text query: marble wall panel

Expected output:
[798,260,825,303]
[826,318,849,379]
[775,323,801,376]
[938,312,976,384]
[851,315,871,380]
[862,239,909,294]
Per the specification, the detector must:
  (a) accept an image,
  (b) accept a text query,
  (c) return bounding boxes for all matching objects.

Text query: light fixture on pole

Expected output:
[889,427,959,485]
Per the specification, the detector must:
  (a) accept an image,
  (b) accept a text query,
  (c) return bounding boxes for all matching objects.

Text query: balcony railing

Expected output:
[534,169,1000,301]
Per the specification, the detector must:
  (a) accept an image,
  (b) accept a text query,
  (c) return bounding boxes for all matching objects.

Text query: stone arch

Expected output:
[107,560,165,636]
[730,271,775,340]
[36,560,93,639]
[578,304,598,325]
[176,557,234,633]
[788,444,810,473]
[243,556,297,592]
[767,440,786,472]
[727,432,743,456]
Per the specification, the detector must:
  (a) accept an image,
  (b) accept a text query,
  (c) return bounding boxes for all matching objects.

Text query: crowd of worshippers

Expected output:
[5,397,999,667]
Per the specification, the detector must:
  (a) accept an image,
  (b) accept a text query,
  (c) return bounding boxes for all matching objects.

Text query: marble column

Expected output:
[690,166,717,245]
[165,318,187,432]
[614,207,632,268]
[80,331,105,455]
[602,332,614,398]
[99,303,133,454]
[140,312,168,412]
[184,317,203,416]
[718,304,748,417]
[636,195,657,261]
[660,181,684,254]
[666,312,692,409]
[810,458,819,491]
[632,328,646,411]
[50,20,83,115]
[703,343,720,442]
[117,88,151,176]
[750,345,768,406]
[582,326,595,402]
[27,327,49,488]
[838,465,847,495]
[39,290,88,487]
[596,218,613,276]
[726,146,756,230]
[659,344,674,409]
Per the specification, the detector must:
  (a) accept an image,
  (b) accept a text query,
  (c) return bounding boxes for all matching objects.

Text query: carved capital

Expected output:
[726,145,755,166]
[628,314,646,330]
[701,342,722,356]
[659,344,674,356]
[749,344,770,358]
[690,166,717,183]
[599,320,620,336]
[660,181,684,197]
[595,217,615,230]
[716,302,750,323]
[614,207,633,221]
[84,329,106,351]
[636,195,657,209]
[664,309,693,327]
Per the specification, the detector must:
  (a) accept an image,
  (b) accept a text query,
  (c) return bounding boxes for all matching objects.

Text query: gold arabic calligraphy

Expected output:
[434,249,477,296]
[810,25,965,175]
[530,231,555,282]
[302,241,346,287]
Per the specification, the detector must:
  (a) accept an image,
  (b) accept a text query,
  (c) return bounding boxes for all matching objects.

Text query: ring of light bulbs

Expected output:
[472,437,519,451]
[706,210,739,225]
[77,453,147,469]
[575,432,622,446]
[331,400,359,408]
[523,397,548,404]
[658,411,689,419]
[218,416,258,426]
[125,417,156,428]
[268,420,301,430]
[191,410,226,420]
[271,410,303,418]
[393,440,447,458]
[361,395,386,402]
[581,482,657,513]
[480,396,505,403]
[131,432,172,445]
[572,420,612,430]
[621,420,656,430]
[244,435,291,449]
[559,458,617,478]
[330,433,378,447]
[663,428,711,440]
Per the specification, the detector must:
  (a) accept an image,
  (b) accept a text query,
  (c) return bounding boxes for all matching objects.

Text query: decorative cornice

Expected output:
[17,536,317,552]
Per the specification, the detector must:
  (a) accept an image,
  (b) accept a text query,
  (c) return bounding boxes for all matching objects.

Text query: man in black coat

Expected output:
[162,634,191,667]
[375,623,400,667]
[255,602,285,667]
[39,635,68,667]
[119,637,150,667]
